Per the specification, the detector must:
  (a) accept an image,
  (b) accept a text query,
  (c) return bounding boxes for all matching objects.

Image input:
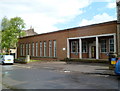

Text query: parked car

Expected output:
[0,55,14,64]
[115,59,120,75]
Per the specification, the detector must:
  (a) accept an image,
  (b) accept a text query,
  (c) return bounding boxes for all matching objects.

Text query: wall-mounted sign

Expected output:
[63,48,66,51]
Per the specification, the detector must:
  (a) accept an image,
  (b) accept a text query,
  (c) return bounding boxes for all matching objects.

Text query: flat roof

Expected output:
[20,20,117,39]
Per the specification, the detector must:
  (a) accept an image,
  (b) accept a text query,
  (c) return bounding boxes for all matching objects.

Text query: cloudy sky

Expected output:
[0,0,117,34]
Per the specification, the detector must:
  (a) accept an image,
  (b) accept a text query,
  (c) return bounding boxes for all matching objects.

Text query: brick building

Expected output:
[17,20,117,61]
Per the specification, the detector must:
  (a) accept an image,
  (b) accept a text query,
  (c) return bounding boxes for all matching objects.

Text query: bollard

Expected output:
[25,55,30,63]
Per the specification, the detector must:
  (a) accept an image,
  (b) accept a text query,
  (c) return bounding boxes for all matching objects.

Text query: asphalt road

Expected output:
[2,63,120,90]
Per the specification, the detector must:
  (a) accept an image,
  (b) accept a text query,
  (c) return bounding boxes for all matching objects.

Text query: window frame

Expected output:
[54,40,57,57]
[71,40,79,53]
[36,42,38,56]
[82,41,88,53]
[109,38,114,52]
[49,40,52,57]
[40,42,42,57]
[32,42,34,56]
[100,39,107,53]
[44,41,47,57]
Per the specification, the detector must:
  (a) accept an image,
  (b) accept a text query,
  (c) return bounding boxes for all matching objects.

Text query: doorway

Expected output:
[91,46,96,58]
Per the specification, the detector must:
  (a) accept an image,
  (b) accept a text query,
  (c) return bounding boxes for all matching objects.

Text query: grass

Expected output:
[29,59,42,63]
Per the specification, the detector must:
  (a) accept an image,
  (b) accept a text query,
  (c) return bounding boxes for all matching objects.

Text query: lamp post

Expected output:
[116,0,120,56]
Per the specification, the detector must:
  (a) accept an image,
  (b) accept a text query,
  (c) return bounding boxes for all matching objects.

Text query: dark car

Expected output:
[115,59,120,75]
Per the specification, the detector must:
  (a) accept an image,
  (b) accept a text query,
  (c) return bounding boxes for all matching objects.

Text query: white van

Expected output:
[0,55,14,64]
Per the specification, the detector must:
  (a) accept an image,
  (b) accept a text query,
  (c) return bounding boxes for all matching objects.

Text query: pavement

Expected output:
[2,62,119,89]
[14,61,116,76]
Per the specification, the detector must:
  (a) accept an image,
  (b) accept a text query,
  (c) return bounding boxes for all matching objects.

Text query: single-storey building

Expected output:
[17,20,118,61]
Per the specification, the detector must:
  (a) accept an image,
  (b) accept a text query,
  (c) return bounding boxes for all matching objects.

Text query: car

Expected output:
[0,55,14,64]
[115,58,120,75]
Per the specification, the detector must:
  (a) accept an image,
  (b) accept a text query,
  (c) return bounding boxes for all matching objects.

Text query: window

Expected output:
[71,41,78,53]
[44,42,47,57]
[49,40,52,57]
[101,39,107,53]
[23,44,25,56]
[40,42,42,57]
[82,41,87,53]
[54,40,57,57]
[20,44,23,56]
[29,44,31,56]
[109,38,114,52]
[36,42,38,56]
[32,43,34,56]
[26,44,28,55]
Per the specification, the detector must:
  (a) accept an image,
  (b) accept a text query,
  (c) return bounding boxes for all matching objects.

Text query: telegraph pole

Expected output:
[116,0,120,57]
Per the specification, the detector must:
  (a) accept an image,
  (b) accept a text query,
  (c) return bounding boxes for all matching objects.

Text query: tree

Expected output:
[1,16,26,54]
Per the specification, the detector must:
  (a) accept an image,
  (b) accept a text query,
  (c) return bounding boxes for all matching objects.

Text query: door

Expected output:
[91,46,96,58]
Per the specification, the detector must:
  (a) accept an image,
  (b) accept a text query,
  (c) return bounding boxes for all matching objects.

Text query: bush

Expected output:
[0,53,6,55]
[14,57,27,64]
[63,58,109,64]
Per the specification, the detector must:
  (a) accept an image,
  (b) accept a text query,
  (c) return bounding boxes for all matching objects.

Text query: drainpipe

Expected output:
[116,0,120,57]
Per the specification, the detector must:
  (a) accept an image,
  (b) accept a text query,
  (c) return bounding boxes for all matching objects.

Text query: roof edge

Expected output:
[20,20,117,39]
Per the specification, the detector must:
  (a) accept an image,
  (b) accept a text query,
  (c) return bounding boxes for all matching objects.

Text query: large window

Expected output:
[101,39,107,53]
[109,38,114,52]
[54,40,57,57]
[44,42,47,57]
[36,42,38,56]
[29,44,31,55]
[26,44,28,55]
[40,42,42,57]
[23,44,25,56]
[82,41,87,53]
[20,44,23,56]
[71,41,78,53]
[49,40,52,57]
[32,43,34,56]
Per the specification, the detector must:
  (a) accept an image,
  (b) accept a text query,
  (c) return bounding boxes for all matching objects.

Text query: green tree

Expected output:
[1,16,26,54]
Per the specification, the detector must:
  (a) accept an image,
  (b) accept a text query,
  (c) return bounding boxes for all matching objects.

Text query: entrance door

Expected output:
[91,46,96,58]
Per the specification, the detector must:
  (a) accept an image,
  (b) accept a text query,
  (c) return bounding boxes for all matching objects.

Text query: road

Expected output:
[2,62,120,90]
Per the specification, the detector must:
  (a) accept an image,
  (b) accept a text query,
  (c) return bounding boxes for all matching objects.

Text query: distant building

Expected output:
[23,28,38,37]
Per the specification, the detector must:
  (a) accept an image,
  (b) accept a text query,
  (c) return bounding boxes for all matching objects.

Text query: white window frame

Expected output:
[20,44,23,56]
[36,42,38,56]
[29,44,31,56]
[49,40,52,57]
[71,41,78,53]
[109,38,114,52]
[26,44,28,55]
[54,40,57,57]
[101,39,107,53]
[23,44,24,56]
[32,43,34,56]
[40,42,42,57]
[44,41,47,57]
[82,41,88,53]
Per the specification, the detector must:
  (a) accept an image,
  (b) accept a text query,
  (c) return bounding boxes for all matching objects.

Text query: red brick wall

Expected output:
[17,21,117,60]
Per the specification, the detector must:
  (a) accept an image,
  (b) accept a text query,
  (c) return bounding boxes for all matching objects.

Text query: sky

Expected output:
[0,0,117,34]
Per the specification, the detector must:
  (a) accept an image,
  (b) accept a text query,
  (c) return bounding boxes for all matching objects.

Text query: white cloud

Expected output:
[107,2,116,8]
[0,0,92,34]
[79,13,116,26]
[0,0,117,34]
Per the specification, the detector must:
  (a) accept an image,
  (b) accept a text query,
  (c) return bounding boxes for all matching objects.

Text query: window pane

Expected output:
[40,42,42,57]
[101,40,107,52]
[54,40,57,57]
[71,41,78,53]
[109,38,114,52]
